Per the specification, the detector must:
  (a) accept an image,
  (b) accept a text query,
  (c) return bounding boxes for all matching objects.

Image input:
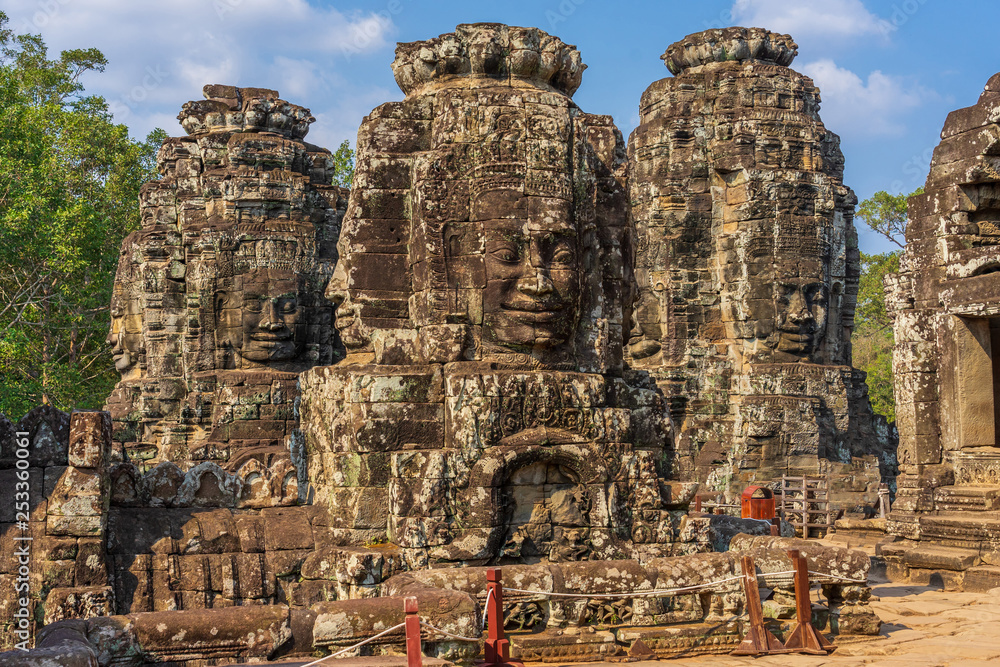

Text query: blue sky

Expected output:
[7,0,998,255]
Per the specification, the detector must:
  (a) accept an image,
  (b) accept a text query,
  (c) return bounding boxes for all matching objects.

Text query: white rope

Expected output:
[505,570,805,600]
[420,621,482,643]
[808,571,868,583]
[299,622,406,667]
[506,575,745,599]
[481,586,494,632]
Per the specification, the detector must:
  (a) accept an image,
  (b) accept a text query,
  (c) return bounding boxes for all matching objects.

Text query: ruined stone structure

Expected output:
[300,23,686,569]
[626,28,896,509]
[885,72,1000,591]
[104,85,346,486]
[0,23,891,665]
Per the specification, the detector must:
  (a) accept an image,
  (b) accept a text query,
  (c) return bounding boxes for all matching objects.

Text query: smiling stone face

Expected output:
[107,288,144,378]
[483,217,580,353]
[774,279,828,361]
[216,268,305,367]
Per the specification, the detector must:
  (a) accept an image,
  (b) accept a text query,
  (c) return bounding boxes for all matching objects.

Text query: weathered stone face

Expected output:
[482,217,580,354]
[625,26,895,506]
[216,268,305,366]
[325,23,626,372]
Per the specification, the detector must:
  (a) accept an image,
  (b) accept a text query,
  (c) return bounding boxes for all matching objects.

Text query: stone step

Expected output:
[918,511,1000,543]
[964,565,1000,592]
[900,545,980,571]
[934,485,1000,511]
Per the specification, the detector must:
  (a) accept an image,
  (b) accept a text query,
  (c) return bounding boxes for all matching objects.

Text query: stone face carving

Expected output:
[103,85,346,478]
[626,27,895,505]
[326,24,623,372]
[885,72,1000,590]
[301,23,682,568]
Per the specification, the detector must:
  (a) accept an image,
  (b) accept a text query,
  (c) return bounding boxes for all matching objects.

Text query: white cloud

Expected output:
[801,59,928,137]
[730,0,893,41]
[5,0,402,146]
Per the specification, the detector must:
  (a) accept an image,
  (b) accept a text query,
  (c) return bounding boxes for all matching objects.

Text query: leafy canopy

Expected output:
[330,139,354,188]
[850,187,924,422]
[0,11,163,418]
[855,188,922,249]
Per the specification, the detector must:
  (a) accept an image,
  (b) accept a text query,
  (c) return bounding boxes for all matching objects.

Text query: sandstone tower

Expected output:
[104,85,346,496]
[626,28,896,509]
[300,23,686,568]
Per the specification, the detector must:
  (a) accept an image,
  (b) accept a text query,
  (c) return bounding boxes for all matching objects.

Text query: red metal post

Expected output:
[484,568,509,664]
[405,596,422,667]
[783,550,835,654]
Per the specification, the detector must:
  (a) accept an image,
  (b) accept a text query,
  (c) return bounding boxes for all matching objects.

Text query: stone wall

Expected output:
[885,71,1000,591]
[0,407,113,652]
[625,27,896,511]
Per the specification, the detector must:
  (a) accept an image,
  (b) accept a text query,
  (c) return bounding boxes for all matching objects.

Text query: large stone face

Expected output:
[103,86,346,482]
[301,23,684,568]
[625,27,896,508]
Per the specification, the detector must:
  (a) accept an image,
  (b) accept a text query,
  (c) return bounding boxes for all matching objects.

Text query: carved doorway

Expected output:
[499,461,591,564]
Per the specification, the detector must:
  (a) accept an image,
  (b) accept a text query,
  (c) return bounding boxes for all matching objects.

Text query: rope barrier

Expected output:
[299,622,407,667]
[297,566,867,667]
[503,569,858,600]
[420,621,483,643]
[808,571,868,583]
[481,586,493,632]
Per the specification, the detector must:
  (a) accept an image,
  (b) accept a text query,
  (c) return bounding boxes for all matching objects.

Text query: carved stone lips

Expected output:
[250,332,290,341]
[502,304,565,323]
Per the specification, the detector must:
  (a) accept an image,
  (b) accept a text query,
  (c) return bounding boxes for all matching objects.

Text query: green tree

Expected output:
[854,251,900,422]
[851,187,923,422]
[856,188,922,249]
[330,139,354,188]
[0,12,163,417]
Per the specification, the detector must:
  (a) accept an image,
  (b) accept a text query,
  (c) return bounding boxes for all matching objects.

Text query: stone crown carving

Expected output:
[662,27,798,75]
[178,85,315,139]
[391,23,586,97]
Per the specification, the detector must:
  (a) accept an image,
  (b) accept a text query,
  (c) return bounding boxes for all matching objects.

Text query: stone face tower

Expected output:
[104,85,346,495]
[301,24,684,568]
[626,28,895,507]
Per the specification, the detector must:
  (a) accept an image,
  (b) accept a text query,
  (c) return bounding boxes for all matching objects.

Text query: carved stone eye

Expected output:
[490,245,520,263]
[244,297,264,313]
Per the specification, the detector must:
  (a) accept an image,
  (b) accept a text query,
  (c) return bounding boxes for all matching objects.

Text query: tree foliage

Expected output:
[853,251,900,422]
[0,12,163,417]
[330,139,354,188]
[855,188,922,249]
[851,187,924,423]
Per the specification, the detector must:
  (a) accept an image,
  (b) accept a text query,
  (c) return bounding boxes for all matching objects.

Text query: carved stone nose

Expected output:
[518,265,554,296]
